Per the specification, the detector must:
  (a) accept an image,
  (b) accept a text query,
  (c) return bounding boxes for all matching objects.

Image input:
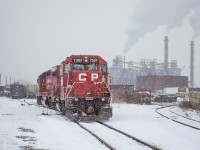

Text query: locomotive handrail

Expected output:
[104,82,112,104]
[65,81,111,107]
[65,82,84,107]
[95,82,111,97]
[104,82,111,93]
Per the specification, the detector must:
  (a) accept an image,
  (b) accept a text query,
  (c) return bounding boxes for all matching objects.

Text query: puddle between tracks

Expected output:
[16,126,51,150]
[20,145,50,150]
[16,136,37,142]
[16,127,50,150]
[1,113,13,116]
[17,127,35,133]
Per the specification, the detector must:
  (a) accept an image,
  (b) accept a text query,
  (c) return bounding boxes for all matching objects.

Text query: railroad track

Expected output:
[156,105,200,130]
[22,100,160,149]
[169,107,200,123]
[76,121,115,150]
[76,121,161,150]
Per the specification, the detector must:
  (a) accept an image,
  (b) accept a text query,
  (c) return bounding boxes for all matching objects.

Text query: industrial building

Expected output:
[137,75,188,92]
[109,36,193,92]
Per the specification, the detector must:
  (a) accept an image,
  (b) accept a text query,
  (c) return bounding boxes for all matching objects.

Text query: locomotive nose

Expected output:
[72,72,100,98]
[73,83,94,98]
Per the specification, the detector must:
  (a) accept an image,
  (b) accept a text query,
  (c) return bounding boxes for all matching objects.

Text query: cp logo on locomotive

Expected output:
[78,73,98,81]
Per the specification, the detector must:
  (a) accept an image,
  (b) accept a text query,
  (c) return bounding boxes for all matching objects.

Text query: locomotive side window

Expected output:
[60,66,63,75]
[52,67,57,76]
[64,64,71,73]
[74,64,84,71]
[100,64,107,74]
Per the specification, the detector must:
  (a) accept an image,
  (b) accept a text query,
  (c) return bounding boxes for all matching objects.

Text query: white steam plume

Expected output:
[124,0,200,53]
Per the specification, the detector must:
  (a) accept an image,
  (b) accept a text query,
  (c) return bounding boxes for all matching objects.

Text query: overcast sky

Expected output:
[0,0,200,86]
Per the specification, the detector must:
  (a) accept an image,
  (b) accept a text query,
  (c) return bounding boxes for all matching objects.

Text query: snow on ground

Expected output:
[81,122,150,150]
[107,104,200,150]
[0,97,107,150]
[0,97,200,150]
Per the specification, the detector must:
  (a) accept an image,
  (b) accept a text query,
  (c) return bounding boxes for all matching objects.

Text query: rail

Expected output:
[97,121,162,150]
[75,121,115,150]
[155,105,200,130]
[169,107,200,123]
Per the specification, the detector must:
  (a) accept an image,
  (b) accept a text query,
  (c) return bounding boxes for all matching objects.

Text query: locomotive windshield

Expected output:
[85,64,97,70]
[74,64,84,70]
[74,64,97,71]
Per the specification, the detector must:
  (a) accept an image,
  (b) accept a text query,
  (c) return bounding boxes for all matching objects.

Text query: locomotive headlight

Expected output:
[75,98,79,101]
[102,98,105,101]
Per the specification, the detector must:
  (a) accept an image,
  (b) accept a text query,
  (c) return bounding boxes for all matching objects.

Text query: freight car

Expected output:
[10,84,26,99]
[37,55,112,120]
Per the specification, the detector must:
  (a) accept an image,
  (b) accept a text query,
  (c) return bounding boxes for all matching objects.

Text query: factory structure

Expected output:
[109,36,195,92]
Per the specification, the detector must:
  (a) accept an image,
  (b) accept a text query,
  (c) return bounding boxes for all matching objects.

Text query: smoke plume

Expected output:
[124,0,200,53]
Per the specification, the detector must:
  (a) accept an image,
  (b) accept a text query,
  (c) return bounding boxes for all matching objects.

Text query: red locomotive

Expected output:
[37,55,112,120]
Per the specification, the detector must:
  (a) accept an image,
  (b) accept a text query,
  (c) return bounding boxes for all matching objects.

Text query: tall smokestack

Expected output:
[164,36,169,75]
[190,41,194,88]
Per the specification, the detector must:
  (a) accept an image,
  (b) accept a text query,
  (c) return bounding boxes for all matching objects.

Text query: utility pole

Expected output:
[164,36,169,75]
[0,73,1,86]
[190,41,194,88]
[6,76,7,86]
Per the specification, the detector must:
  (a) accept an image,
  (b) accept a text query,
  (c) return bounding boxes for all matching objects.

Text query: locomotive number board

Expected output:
[73,58,98,64]
[73,58,83,63]
[90,58,98,63]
